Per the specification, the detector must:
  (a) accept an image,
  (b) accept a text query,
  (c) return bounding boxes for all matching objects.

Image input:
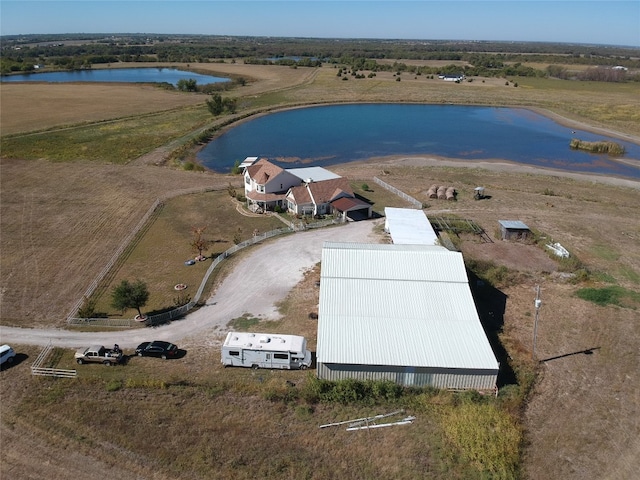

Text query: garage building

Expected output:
[316,242,499,390]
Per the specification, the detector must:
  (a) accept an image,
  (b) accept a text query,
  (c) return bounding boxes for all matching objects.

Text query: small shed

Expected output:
[499,220,531,241]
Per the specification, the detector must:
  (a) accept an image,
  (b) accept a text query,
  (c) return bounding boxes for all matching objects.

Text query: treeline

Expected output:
[2,34,638,79]
[336,57,546,79]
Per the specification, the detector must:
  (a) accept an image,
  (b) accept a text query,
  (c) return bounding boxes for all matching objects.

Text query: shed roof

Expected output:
[317,243,499,371]
[499,220,530,230]
[384,207,438,245]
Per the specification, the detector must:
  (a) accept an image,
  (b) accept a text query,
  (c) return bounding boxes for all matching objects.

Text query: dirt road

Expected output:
[0,220,380,349]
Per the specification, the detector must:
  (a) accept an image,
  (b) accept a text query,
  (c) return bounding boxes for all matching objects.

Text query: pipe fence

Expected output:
[66,186,225,322]
[67,197,345,328]
[373,177,422,208]
[31,343,77,378]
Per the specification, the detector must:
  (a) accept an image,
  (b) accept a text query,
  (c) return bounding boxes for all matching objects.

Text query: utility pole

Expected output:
[533,285,541,360]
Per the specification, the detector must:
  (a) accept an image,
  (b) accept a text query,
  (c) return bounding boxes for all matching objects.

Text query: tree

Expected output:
[223,97,237,114]
[191,226,210,259]
[111,279,149,318]
[176,78,197,92]
[206,93,224,116]
[206,94,237,116]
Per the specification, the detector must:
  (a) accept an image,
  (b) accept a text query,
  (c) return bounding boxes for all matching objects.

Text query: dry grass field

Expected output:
[1,62,640,479]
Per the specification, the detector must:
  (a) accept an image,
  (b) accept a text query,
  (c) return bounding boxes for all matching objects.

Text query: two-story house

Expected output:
[243,158,371,219]
[243,159,302,212]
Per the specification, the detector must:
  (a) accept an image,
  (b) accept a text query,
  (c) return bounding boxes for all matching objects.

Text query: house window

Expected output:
[245,176,250,184]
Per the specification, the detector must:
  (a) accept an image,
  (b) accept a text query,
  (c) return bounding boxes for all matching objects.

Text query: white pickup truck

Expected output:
[74,345,123,366]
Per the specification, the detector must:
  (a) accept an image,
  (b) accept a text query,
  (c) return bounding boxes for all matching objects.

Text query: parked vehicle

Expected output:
[0,344,16,366]
[221,332,312,370]
[74,345,123,365]
[135,341,179,359]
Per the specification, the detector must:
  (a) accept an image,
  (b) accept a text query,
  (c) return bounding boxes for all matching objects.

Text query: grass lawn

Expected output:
[92,190,286,318]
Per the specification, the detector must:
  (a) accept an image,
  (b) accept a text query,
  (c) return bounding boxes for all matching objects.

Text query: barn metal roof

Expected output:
[317,243,499,371]
[384,207,438,245]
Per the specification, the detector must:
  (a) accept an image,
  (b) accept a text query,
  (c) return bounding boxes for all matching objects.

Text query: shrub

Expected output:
[441,402,521,479]
[77,296,96,318]
[570,139,625,155]
[106,379,122,392]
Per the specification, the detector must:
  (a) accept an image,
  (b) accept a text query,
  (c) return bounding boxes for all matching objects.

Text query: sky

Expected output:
[1,1,639,47]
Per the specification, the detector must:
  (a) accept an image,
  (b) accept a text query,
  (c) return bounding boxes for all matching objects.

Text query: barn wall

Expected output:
[317,363,498,390]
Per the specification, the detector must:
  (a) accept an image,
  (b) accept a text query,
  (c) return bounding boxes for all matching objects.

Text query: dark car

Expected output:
[135,341,179,360]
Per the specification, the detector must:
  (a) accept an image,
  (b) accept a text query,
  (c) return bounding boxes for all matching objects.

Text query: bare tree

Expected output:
[191,226,210,260]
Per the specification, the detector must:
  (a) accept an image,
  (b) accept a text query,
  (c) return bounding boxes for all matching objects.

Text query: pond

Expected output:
[0,67,229,86]
[197,104,640,179]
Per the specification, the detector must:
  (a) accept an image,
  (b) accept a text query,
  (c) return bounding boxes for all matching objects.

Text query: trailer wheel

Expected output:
[251,364,259,370]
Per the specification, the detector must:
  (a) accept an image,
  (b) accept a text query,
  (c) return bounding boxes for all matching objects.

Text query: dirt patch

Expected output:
[460,237,559,272]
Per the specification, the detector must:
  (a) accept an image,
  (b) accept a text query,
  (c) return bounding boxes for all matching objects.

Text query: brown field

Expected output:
[1,62,640,479]
[0,83,206,135]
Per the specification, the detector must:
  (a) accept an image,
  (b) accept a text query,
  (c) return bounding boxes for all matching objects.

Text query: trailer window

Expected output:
[229,351,240,356]
[274,353,289,360]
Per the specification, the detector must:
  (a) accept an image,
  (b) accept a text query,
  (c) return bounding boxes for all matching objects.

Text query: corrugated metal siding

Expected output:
[317,363,497,390]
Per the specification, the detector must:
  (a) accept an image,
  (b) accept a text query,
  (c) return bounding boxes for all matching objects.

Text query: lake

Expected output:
[197,104,640,180]
[0,67,229,86]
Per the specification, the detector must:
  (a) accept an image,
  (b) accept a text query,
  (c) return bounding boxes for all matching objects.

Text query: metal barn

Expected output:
[316,243,499,391]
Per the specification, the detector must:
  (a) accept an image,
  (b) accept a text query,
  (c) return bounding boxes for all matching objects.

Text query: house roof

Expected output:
[331,196,371,212]
[288,177,354,205]
[239,156,259,169]
[317,242,499,371]
[245,190,285,202]
[246,158,285,185]
[384,207,438,245]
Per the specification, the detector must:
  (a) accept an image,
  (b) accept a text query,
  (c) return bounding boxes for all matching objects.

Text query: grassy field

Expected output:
[1,61,640,479]
[90,190,285,318]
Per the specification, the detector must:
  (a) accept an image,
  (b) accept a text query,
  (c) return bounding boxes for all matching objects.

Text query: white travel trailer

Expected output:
[221,332,312,370]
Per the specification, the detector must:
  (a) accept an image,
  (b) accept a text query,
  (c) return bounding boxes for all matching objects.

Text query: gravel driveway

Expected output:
[0,220,380,349]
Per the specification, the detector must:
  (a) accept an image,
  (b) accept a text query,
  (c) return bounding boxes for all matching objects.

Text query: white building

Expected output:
[316,242,499,390]
[384,207,438,245]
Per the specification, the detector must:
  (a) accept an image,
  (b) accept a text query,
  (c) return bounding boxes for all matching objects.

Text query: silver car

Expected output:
[0,344,16,367]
